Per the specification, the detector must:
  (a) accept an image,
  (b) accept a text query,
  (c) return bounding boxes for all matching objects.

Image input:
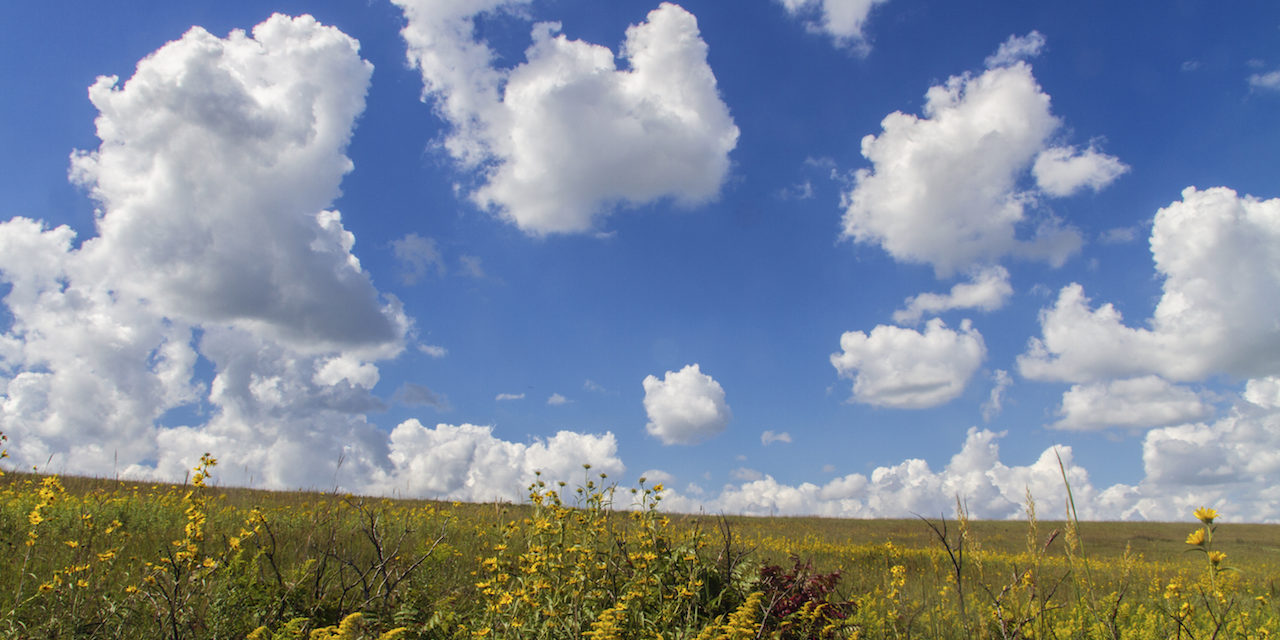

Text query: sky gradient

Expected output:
[2,0,1280,521]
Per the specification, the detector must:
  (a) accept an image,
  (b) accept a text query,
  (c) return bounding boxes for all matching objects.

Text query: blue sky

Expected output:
[2,0,1279,521]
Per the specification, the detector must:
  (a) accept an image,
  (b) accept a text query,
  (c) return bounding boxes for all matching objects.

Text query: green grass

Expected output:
[3,468,1279,639]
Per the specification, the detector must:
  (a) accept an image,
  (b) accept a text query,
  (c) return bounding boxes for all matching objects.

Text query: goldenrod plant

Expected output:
[465,471,740,639]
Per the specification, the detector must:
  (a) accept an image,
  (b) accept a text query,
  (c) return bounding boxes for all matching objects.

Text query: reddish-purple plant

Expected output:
[755,555,853,639]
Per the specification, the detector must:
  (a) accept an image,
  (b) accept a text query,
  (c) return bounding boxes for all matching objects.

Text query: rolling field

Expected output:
[2,457,1279,639]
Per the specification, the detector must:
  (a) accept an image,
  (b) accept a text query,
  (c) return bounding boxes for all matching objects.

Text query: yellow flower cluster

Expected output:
[692,591,764,640]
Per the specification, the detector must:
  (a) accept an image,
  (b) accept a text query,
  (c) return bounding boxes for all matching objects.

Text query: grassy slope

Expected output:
[36,471,1280,566]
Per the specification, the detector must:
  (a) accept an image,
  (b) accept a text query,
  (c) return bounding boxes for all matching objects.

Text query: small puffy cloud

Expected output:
[831,319,986,409]
[730,467,765,482]
[984,30,1045,68]
[392,233,445,284]
[893,266,1013,325]
[642,363,731,445]
[1020,187,1280,383]
[1032,145,1130,197]
[369,421,624,501]
[776,0,890,52]
[394,1,739,234]
[1248,69,1280,91]
[841,48,1109,275]
[1051,376,1212,431]
[547,393,569,406]
[761,430,792,445]
[495,392,526,401]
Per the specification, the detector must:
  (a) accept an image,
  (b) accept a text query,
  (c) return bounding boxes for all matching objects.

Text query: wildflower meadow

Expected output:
[2,430,1278,639]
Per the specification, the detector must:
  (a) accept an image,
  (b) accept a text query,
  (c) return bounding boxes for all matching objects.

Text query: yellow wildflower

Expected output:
[1194,506,1218,525]
[1185,528,1206,546]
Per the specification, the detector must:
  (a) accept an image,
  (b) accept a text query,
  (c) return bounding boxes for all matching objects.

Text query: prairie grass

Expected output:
[1,436,1278,639]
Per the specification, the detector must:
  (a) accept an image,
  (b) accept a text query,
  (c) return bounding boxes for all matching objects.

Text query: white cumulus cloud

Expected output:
[831,319,986,409]
[1116,392,1280,522]
[66,15,406,356]
[653,384,1280,522]
[368,421,624,501]
[393,1,739,235]
[1032,145,1130,197]
[841,35,1125,276]
[642,363,731,445]
[1051,376,1212,431]
[776,0,890,52]
[0,15,412,485]
[893,266,1013,325]
[703,427,1097,520]
[1020,187,1280,383]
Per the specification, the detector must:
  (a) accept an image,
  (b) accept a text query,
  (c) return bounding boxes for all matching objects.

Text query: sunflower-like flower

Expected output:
[1194,506,1218,525]
[1185,528,1206,546]
[1208,550,1227,566]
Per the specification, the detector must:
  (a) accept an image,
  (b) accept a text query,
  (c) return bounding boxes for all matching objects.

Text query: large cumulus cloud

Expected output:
[0,15,403,478]
[393,0,739,234]
[67,16,405,354]
[0,14,615,494]
[1019,187,1280,383]
[840,34,1125,277]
